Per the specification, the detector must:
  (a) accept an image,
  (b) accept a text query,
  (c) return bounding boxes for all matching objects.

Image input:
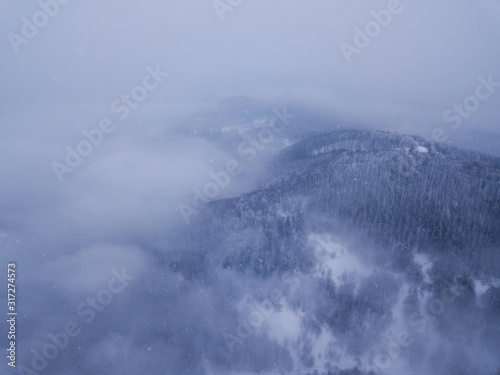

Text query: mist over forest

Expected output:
[1,1,500,375]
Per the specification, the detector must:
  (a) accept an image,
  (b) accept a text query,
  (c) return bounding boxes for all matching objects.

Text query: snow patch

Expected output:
[311,140,366,156]
[414,253,432,283]
[266,306,302,344]
[474,279,490,296]
[474,277,500,296]
[309,233,372,286]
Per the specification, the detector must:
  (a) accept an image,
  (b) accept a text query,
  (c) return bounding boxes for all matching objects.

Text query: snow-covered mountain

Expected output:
[183,96,365,155]
[169,123,500,374]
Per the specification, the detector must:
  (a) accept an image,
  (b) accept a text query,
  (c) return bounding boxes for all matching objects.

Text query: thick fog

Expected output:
[1,1,500,375]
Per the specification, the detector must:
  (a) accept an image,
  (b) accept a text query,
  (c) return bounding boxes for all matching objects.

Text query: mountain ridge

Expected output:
[200,128,500,277]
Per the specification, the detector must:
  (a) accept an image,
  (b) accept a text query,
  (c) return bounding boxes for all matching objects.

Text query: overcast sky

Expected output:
[1,0,500,127]
[1,1,500,374]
